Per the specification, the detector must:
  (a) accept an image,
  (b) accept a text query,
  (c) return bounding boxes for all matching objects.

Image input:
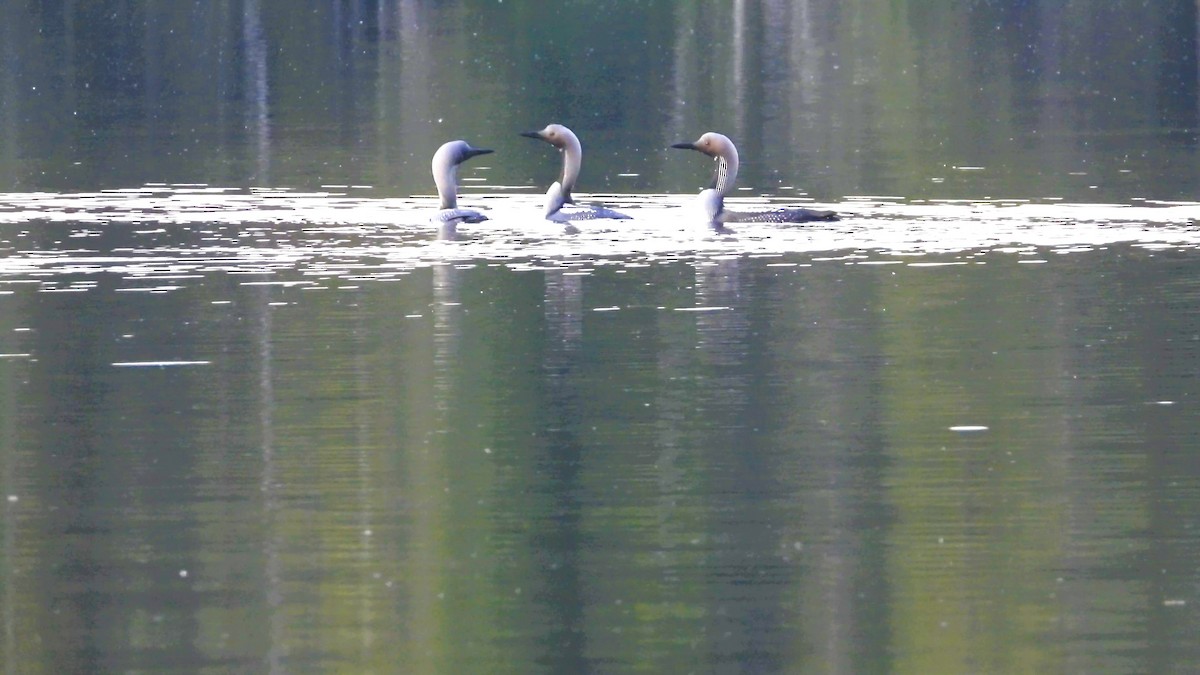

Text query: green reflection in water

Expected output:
[0,251,1199,671]
[1,1,1196,201]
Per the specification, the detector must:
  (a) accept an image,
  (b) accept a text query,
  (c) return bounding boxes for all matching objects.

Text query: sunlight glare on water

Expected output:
[2,188,1199,284]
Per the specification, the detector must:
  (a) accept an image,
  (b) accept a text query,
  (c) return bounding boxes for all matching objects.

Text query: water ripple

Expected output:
[1,187,1198,283]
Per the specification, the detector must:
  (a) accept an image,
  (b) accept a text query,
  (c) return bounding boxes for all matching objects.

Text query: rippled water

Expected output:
[3,187,1198,277]
[2,189,1200,672]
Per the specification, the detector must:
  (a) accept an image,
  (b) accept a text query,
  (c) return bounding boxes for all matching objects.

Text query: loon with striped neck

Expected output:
[432,140,493,236]
[671,132,837,229]
[521,124,630,223]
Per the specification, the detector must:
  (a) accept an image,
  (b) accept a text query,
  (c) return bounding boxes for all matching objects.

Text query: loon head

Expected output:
[671,131,740,197]
[671,132,738,164]
[520,124,581,154]
[431,140,493,209]
[432,140,493,177]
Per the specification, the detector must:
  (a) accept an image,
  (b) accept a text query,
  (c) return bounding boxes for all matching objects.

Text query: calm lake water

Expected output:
[3,2,1200,673]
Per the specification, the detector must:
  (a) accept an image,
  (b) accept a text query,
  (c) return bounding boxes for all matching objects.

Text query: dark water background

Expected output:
[3,2,1200,673]
[4,0,1199,202]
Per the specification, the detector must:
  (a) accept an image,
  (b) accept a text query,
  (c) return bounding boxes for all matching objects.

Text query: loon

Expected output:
[431,140,493,236]
[671,132,837,229]
[520,124,631,223]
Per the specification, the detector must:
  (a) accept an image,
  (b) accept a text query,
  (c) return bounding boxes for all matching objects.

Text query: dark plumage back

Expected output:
[736,207,839,223]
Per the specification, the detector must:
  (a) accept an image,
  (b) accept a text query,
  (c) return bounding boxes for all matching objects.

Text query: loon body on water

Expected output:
[671,132,837,229]
[521,124,631,223]
[431,140,493,236]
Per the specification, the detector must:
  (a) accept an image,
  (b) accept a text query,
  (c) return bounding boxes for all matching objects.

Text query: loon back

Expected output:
[550,203,633,222]
[434,207,489,225]
[728,207,839,223]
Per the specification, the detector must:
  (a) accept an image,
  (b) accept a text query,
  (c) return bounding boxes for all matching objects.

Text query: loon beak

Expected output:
[519,130,544,140]
[670,142,698,151]
[465,146,494,159]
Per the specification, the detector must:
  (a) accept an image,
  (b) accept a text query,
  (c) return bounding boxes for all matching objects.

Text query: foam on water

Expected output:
[1,186,1198,282]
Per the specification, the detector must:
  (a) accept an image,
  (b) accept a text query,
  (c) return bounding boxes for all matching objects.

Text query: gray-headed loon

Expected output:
[671,132,837,229]
[521,124,631,223]
[432,140,493,236]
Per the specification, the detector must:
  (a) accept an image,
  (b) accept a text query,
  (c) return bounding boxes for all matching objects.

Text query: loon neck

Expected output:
[544,181,568,219]
[435,164,459,210]
[557,133,582,201]
[711,151,738,197]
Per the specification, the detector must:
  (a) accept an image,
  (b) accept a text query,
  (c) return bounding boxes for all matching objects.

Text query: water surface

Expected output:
[3,1,1200,673]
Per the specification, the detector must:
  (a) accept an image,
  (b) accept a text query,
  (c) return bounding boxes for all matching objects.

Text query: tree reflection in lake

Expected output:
[1,1,1196,200]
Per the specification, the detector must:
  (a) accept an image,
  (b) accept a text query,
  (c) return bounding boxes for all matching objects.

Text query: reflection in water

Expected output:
[793,260,889,672]
[544,270,583,352]
[0,2,18,189]
[403,262,462,673]
[349,293,376,670]
[689,258,774,664]
[539,268,586,668]
[388,0,437,188]
[432,264,461,414]
[1,1,1198,199]
[0,249,1198,671]
[731,0,748,139]
[667,6,694,145]
[1,299,18,675]
[243,0,271,184]
[252,282,285,674]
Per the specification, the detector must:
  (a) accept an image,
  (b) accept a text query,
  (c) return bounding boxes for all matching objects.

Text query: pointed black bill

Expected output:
[464,147,493,160]
[519,130,543,140]
[670,142,697,150]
